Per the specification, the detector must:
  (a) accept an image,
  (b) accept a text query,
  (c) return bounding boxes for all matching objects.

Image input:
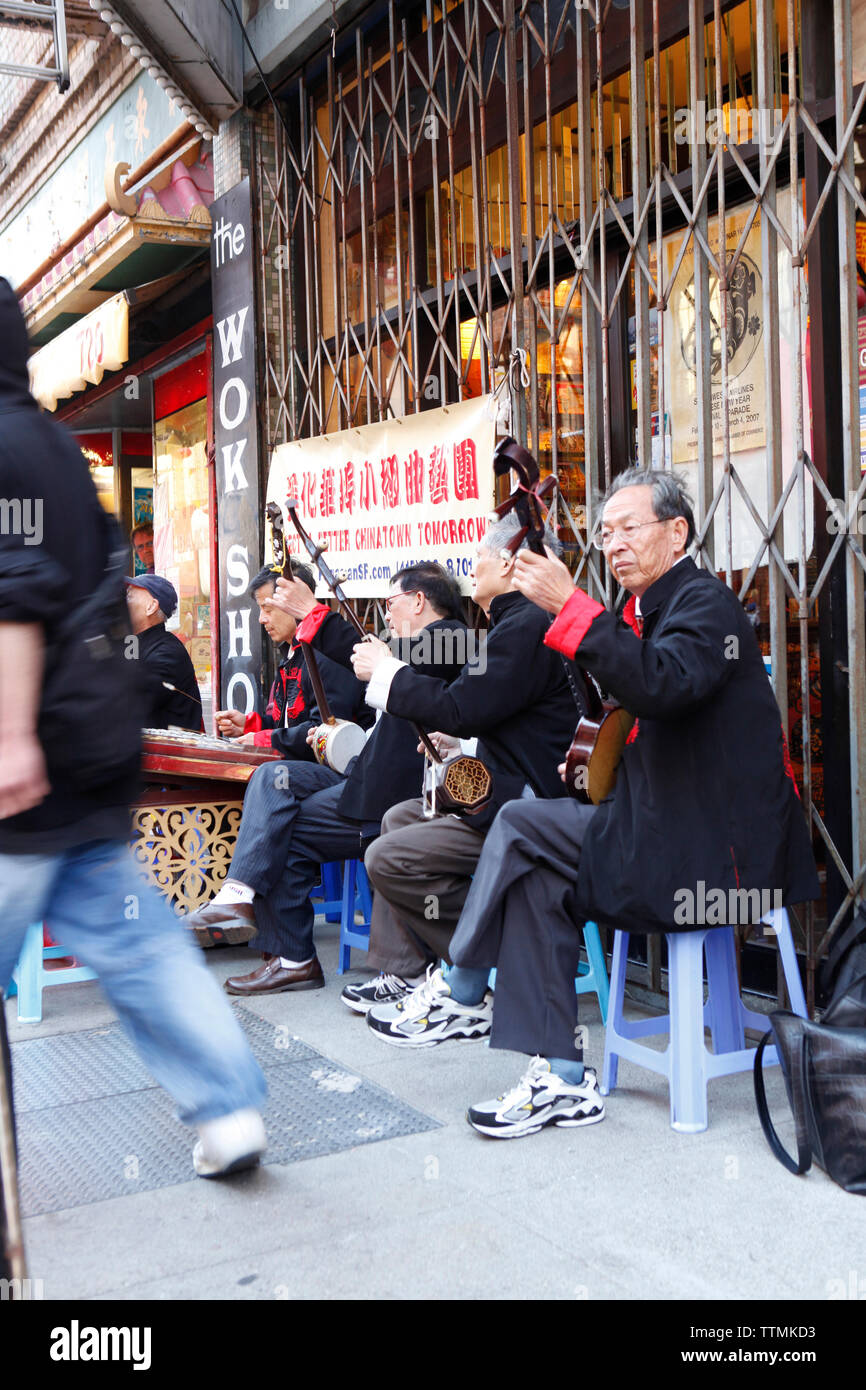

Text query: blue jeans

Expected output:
[0,840,267,1127]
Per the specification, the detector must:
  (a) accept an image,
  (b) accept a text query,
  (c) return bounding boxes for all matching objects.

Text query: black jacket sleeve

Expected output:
[305,610,361,669]
[268,648,372,758]
[0,455,69,625]
[384,617,556,737]
[548,582,738,718]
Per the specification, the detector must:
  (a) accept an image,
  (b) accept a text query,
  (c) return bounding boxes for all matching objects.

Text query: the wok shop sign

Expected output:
[267,397,495,596]
[210,176,262,714]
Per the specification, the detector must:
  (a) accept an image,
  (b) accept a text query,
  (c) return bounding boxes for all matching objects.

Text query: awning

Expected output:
[29,292,129,412]
[21,200,211,348]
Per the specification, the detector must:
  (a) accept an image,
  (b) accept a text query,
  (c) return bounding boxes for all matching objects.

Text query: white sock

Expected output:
[280,956,314,969]
[212,879,255,906]
[405,973,427,986]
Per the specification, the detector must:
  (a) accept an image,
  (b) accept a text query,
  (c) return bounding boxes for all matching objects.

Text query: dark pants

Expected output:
[230,760,378,961]
[364,797,487,978]
[449,797,598,1060]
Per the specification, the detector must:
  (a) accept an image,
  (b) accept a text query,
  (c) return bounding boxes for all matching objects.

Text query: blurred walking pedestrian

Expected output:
[0,278,267,1178]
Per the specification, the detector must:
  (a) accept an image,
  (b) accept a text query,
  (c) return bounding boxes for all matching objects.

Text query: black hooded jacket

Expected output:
[0,278,139,853]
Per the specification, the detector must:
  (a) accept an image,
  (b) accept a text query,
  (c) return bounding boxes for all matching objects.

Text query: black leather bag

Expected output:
[754,907,866,1194]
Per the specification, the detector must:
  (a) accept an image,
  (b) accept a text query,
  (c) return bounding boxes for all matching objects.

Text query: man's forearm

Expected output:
[0,621,44,742]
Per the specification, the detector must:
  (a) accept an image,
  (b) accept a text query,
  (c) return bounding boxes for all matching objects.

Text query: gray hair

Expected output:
[482,508,562,557]
[602,468,696,548]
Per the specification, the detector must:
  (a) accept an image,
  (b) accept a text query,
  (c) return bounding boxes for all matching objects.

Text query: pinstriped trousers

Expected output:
[229,759,378,961]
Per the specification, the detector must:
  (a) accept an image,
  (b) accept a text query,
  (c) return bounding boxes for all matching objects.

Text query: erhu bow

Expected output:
[265,501,366,775]
[492,436,633,806]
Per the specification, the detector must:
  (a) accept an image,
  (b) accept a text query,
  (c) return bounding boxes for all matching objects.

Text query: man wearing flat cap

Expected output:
[126,574,203,732]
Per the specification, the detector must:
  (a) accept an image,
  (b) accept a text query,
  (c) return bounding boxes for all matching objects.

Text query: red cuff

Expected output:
[252,730,274,748]
[621,595,641,637]
[544,589,605,658]
[296,603,331,644]
[243,712,263,734]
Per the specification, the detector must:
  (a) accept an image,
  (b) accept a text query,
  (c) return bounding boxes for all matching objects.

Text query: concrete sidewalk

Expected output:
[6,919,860,1302]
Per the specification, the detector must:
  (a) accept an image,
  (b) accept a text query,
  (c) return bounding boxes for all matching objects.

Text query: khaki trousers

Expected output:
[363,797,486,977]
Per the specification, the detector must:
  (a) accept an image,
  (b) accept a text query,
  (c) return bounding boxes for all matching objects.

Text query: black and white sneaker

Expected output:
[366,966,492,1047]
[340,973,415,1015]
[467,1058,605,1138]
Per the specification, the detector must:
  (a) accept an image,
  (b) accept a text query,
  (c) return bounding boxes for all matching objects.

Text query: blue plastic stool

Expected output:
[600,909,808,1133]
[312,861,344,923]
[337,860,373,974]
[488,920,610,1023]
[8,921,98,1024]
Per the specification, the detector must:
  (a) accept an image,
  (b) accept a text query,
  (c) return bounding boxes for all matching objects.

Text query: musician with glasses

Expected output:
[339,511,587,1037]
[184,563,467,994]
[405,467,818,1140]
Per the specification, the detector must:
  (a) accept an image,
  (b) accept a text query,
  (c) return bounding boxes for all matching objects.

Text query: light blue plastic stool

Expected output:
[8,921,98,1024]
[601,908,808,1133]
[337,860,374,974]
[575,920,610,1024]
[488,919,610,1023]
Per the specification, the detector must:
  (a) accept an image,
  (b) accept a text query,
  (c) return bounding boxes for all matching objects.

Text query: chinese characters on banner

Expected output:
[267,397,496,596]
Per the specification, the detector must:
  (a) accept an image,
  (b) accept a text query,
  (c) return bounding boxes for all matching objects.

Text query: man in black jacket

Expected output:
[215,563,369,759]
[185,563,467,994]
[0,277,267,1179]
[189,563,371,948]
[340,512,586,1039]
[433,468,819,1139]
[126,574,202,731]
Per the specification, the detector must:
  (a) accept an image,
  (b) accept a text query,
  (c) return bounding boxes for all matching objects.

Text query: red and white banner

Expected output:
[267,397,496,596]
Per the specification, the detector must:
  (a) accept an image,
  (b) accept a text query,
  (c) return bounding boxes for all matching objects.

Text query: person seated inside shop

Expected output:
[352,468,820,1142]
[131,522,155,572]
[126,574,203,732]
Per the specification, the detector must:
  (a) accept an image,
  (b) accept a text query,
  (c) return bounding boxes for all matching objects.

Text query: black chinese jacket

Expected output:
[545,557,820,933]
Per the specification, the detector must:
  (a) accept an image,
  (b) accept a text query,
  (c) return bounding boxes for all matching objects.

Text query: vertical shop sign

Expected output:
[210,177,262,714]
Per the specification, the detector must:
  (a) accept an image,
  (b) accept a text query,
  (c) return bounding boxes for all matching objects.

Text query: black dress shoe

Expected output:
[224,955,325,996]
[185,901,257,949]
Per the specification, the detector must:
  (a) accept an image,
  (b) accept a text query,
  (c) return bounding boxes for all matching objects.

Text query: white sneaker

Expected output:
[366,966,492,1047]
[467,1059,605,1138]
[340,972,415,1014]
[192,1107,266,1177]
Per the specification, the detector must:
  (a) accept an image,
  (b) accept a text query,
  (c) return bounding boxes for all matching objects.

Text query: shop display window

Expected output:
[153,395,212,722]
[460,279,586,537]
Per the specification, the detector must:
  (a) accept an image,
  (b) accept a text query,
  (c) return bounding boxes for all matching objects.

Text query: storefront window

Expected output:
[77,434,116,513]
[153,396,212,725]
[128,465,153,576]
[460,277,586,538]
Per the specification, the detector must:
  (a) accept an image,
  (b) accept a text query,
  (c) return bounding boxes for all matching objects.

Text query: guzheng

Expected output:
[134,730,280,914]
[141,728,279,788]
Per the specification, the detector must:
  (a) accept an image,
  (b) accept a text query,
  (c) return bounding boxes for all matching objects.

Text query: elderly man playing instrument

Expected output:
[341,511,587,1033]
[185,563,466,995]
[409,467,819,1140]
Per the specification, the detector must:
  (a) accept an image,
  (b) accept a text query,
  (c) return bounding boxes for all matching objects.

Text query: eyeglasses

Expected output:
[592,519,669,551]
[384,589,420,612]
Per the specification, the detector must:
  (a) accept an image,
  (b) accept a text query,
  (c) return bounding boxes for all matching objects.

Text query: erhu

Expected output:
[282,498,493,817]
[492,436,633,806]
[265,502,366,775]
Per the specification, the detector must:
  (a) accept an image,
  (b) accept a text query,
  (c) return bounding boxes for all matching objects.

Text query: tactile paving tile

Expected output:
[12,1008,439,1217]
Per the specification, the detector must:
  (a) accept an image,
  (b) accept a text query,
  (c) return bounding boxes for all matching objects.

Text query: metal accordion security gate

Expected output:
[251,0,866,1010]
